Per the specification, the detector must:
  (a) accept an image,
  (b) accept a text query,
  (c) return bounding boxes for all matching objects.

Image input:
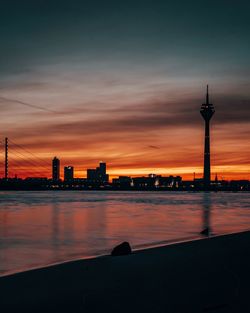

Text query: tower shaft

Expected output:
[204,120,211,189]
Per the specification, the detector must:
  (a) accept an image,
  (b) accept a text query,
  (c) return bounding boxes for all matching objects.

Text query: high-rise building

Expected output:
[99,162,106,176]
[86,162,109,184]
[52,157,60,181]
[200,86,215,190]
[98,162,108,182]
[64,166,74,181]
[87,169,97,181]
[100,162,109,183]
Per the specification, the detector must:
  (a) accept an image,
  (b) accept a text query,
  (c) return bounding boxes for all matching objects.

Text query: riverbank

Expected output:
[1,231,250,312]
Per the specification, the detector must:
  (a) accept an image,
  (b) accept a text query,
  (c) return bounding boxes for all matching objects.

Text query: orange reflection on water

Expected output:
[0,191,250,275]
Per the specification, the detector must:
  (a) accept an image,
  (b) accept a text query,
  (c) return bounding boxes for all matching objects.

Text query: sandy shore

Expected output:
[1,231,250,312]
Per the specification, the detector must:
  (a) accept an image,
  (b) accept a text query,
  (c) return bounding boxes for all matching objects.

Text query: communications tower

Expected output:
[200,86,215,190]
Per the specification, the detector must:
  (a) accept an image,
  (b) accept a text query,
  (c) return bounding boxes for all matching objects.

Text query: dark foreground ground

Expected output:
[1,231,250,313]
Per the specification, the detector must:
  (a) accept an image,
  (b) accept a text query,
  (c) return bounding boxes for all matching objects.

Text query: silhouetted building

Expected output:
[215,173,218,184]
[52,157,60,181]
[132,175,182,189]
[87,169,97,181]
[229,180,250,191]
[99,162,106,176]
[112,176,132,189]
[158,175,182,188]
[64,166,74,181]
[200,86,215,190]
[87,162,109,185]
[98,162,109,183]
[132,175,160,189]
[25,177,48,182]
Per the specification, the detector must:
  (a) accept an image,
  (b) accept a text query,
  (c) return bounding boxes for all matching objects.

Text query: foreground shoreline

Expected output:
[1,231,250,312]
[0,230,245,278]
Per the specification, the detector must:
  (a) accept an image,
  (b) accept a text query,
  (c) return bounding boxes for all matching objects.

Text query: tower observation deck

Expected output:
[200,85,215,190]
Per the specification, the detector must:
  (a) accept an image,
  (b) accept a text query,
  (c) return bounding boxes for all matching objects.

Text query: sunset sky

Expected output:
[0,0,249,180]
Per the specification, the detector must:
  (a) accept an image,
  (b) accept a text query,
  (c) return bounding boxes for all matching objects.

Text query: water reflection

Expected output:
[0,191,250,275]
[50,192,109,261]
[200,192,212,237]
[51,202,60,259]
[83,193,108,253]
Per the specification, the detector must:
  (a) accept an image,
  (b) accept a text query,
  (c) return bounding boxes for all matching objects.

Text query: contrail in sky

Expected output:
[0,96,57,113]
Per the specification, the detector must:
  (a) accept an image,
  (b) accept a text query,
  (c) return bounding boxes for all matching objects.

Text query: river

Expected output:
[0,191,249,275]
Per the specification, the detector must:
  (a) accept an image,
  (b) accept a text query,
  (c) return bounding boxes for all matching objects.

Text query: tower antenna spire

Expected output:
[206,84,209,105]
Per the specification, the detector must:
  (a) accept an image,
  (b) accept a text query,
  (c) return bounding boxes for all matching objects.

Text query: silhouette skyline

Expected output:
[0,83,249,183]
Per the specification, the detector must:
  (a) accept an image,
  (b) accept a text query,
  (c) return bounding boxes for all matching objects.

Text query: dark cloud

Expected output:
[3,92,250,141]
[148,145,160,149]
